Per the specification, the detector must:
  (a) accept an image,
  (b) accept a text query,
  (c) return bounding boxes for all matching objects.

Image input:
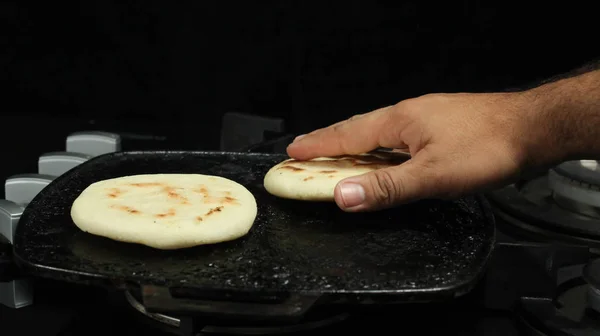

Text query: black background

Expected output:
[1,1,598,185]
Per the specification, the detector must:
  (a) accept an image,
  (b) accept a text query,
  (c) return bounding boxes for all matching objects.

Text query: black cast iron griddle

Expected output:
[13,151,495,319]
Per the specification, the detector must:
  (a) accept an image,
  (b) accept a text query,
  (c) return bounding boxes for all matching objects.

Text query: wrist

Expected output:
[525,71,600,163]
[499,89,566,171]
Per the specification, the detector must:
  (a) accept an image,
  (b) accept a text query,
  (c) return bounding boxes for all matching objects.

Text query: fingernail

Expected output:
[293,134,306,142]
[339,182,366,208]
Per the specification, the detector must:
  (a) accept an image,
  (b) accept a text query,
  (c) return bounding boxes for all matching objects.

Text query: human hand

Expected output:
[286,92,553,212]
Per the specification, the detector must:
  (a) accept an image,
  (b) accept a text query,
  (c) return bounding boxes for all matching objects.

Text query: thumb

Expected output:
[333,159,435,212]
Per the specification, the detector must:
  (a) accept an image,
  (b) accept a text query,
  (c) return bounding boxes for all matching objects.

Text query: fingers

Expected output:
[333,156,436,212]
[292,113,367,142]
[287,106,395,160]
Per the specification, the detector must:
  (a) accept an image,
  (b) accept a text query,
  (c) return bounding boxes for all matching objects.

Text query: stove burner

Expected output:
[549,160,600,218]
[584,259,600,313]
[516,260,600,336]
[124,291,349,335]
[486,167,600,246]
[588,286,600,314]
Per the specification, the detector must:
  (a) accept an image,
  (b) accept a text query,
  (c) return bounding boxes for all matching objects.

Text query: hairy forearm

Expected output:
[525,65,600,164]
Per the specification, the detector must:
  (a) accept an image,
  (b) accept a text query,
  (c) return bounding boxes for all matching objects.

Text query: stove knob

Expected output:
[0,174,52,310]
[0,200,31,309]
[66,131,121,157]
[0,200,23,245]
[5,174,54,206]
[0,276,32,308]
[38,152,92,176]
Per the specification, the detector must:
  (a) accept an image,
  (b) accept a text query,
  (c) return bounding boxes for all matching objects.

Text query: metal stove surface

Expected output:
[487,160,600,247]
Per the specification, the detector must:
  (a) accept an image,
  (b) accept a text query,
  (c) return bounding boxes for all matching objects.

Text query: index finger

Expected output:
[286,106,395,160]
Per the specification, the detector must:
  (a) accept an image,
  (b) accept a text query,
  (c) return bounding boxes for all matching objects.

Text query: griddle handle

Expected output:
[141,285,321,322]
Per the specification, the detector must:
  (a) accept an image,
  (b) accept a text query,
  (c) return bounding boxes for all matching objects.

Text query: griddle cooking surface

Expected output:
[13,151,494,300]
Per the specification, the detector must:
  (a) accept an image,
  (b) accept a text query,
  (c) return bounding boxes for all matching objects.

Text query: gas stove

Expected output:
[1,113,599,336]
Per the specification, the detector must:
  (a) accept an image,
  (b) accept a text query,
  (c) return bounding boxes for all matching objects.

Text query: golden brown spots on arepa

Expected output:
[162,186,188,203]
[303,176,314,181]
[194,185,240,206]
[111,204,140,214]
[278,165,304,172]
[203,195,239,205]
[194,185,209,195]
[106,187,124,198]
[155,208,176,218]
[129,182,163,187]
[205,206,224,216]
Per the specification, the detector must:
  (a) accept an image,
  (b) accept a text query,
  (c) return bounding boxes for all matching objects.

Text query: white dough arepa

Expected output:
[263,153,406,201]
[70,174,257,250]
